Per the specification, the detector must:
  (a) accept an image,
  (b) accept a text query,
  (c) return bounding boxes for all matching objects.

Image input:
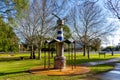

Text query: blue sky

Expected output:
[68,0,120,47]
[98,0,120,47]
[33,0,120,47]
[1,0,120,47]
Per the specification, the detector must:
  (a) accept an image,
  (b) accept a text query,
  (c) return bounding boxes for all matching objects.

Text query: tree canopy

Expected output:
[0,0,117,58]
[0,0,28,18]
[0,18,19,52]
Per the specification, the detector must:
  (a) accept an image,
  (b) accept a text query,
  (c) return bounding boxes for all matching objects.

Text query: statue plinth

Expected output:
[54,56,66,69]
[54,42,66,69]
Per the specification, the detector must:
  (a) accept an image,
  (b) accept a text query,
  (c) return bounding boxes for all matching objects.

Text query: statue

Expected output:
[52,13,66,69]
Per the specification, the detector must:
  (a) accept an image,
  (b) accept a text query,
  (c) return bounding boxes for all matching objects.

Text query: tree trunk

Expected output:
[38,48,41,59]
[111,50,114,56]
[38,41,42,59]
[30,44,36,59]
[30,50,33,59]
[83,45,86,56]
[87,46,90,59]
[33,50,36,59]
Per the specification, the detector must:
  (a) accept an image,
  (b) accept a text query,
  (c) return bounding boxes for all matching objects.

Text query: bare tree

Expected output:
[15,0,68,59]
[15,6,37,59]
[67,0,115,59]
[90,38,101,51]
[32,0,69,59]
[105,0,120,20]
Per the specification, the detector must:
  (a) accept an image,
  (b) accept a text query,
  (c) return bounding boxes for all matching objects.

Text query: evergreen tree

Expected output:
[0,18,19,52]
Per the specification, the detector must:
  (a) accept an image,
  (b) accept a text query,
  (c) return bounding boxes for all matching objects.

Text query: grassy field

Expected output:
[0,52,120,80]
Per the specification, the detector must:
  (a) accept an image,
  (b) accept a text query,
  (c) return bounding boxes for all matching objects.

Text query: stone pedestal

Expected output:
[54,56,66,69]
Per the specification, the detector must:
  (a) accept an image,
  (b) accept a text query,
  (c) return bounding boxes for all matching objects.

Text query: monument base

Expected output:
[54,56,66,69]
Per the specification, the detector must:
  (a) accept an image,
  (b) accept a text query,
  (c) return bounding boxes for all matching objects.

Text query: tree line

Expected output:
[0,0,119,59]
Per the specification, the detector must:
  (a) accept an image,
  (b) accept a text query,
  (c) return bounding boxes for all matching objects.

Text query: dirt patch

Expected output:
[29,66,90,76]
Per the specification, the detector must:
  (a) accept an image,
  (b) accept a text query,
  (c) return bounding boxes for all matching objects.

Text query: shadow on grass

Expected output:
[0,56,30,62]
[0,70,28,76]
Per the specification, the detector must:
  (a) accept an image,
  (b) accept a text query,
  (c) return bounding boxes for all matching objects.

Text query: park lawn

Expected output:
[89,64,114,74]
[0,52,120,80]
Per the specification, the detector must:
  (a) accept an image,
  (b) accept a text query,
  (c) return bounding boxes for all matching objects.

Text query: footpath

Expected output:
[80,58,120,66]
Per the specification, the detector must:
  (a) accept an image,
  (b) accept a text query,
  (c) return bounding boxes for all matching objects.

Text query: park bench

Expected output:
[99,51,106,58]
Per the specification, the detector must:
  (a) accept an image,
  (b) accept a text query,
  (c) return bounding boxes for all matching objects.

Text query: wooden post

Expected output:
[48,44,50,70]
[68,44,71,66]
[44,42,46,69]
[71,44,73,70]
[73,41,76,68]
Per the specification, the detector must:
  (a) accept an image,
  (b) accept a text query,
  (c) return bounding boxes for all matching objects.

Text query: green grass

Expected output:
[89,64,114,74]
[0,52,120,80]
[0,73,86,80]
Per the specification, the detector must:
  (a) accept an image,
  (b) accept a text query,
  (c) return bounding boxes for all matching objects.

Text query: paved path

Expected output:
[97,63,120,80]
[79,58,120,80]
[80,58,120,66]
